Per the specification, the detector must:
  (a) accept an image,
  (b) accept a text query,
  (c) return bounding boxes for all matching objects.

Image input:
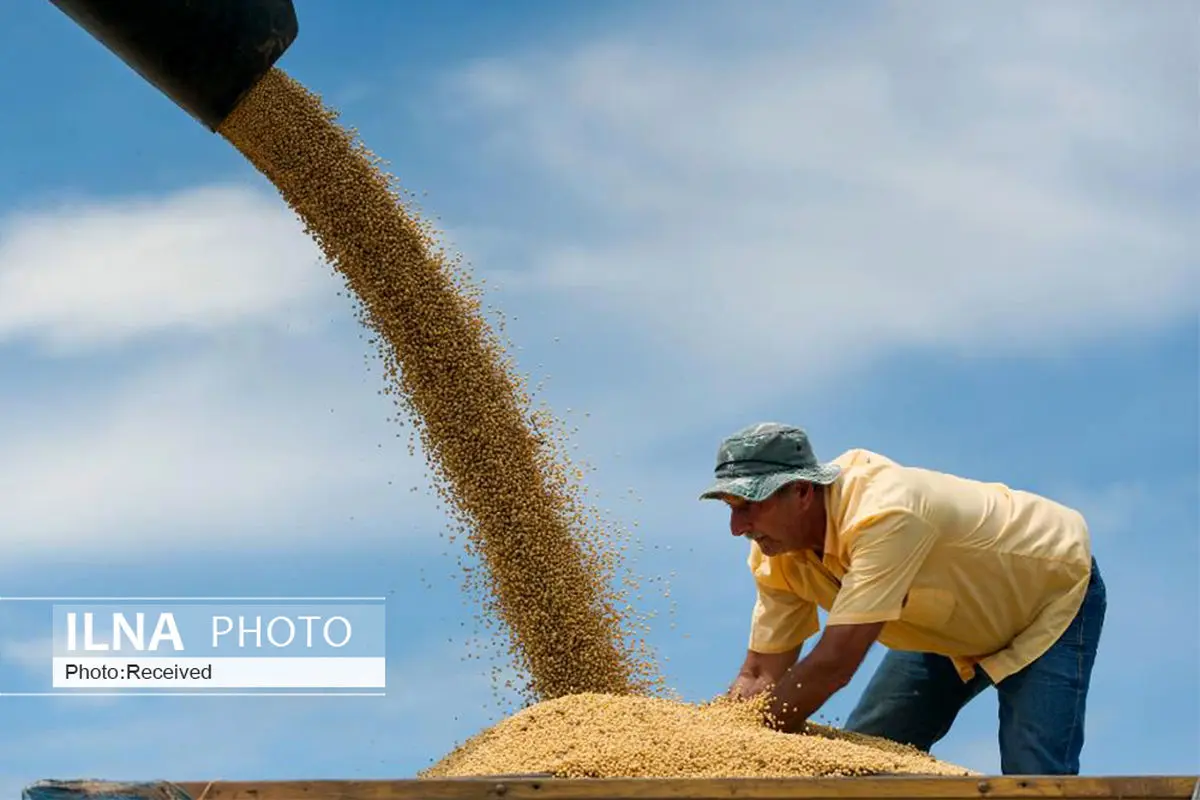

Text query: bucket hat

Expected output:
[699,422,841,503]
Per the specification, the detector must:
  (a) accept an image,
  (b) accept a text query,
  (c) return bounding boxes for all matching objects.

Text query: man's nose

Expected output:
[730,509,749,537]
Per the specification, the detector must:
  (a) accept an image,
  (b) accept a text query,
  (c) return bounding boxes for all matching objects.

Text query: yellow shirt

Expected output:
[747,448,1093,683]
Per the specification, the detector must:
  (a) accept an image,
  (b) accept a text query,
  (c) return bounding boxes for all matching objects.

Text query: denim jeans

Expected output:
[843,558,1106,775]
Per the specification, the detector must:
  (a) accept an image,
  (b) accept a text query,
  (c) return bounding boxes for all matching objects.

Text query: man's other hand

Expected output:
[728,647,802,700]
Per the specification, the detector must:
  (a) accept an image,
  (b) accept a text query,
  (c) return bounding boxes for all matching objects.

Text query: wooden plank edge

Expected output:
[158,776,1200,800]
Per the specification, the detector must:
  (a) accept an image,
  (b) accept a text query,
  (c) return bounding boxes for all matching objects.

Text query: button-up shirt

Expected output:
[747,448,1093,683]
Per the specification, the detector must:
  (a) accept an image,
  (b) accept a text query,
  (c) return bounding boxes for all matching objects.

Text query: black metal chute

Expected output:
[47,0,299,131]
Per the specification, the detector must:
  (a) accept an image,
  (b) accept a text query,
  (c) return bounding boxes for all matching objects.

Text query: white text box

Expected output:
[51,656,386,689]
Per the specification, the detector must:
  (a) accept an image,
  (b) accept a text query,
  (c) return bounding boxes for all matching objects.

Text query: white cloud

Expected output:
[0,184,334,353]
[0,181,451,557]
[0,339,436,557]
[444,0,1197,385]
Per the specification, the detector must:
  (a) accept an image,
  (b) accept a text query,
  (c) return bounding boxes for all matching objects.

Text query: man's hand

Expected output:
[764,621,884,733]
[729,672,773,700]
[728,647,801,700]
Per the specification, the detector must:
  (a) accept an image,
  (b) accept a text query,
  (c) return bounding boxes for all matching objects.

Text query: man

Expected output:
[700,422,1106,776]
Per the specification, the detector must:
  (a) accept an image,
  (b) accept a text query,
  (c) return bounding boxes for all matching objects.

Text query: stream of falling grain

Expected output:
[218,68,663,703]
[217,69,966,778]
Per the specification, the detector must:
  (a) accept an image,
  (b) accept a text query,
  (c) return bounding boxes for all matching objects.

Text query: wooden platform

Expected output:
[22,777,1199,800]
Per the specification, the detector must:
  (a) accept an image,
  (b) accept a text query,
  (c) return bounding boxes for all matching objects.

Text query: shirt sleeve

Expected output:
[827,510,938,627]
[746,544,819,653]
[749,583,820,653]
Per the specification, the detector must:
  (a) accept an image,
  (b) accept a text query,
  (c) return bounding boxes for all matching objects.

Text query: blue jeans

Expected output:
[844,558,1106,775]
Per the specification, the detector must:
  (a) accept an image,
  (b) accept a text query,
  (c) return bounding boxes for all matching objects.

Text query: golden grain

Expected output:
[218,68,662,703]
[421,693,973,778]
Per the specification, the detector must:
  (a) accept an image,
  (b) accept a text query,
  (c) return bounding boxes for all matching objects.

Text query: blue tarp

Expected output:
[23,781,193,800]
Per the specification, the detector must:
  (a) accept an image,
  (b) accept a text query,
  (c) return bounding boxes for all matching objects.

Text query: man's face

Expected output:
[722,484,812,556]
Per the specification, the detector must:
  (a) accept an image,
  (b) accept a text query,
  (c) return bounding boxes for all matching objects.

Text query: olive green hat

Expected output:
[699,422,841,503]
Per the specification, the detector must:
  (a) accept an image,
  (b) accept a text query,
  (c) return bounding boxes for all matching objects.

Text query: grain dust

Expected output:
[421,693,974,778]
[218,69,663,703]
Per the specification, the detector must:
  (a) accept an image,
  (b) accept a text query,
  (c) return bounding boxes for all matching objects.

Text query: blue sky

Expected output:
[0,0,1197,789]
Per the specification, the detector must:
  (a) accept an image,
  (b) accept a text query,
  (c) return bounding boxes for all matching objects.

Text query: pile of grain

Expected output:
[422,693,972,778]
[218,69,662,703]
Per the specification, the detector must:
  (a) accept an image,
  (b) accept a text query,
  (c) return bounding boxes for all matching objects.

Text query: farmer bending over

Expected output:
[702,422,1105,776]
